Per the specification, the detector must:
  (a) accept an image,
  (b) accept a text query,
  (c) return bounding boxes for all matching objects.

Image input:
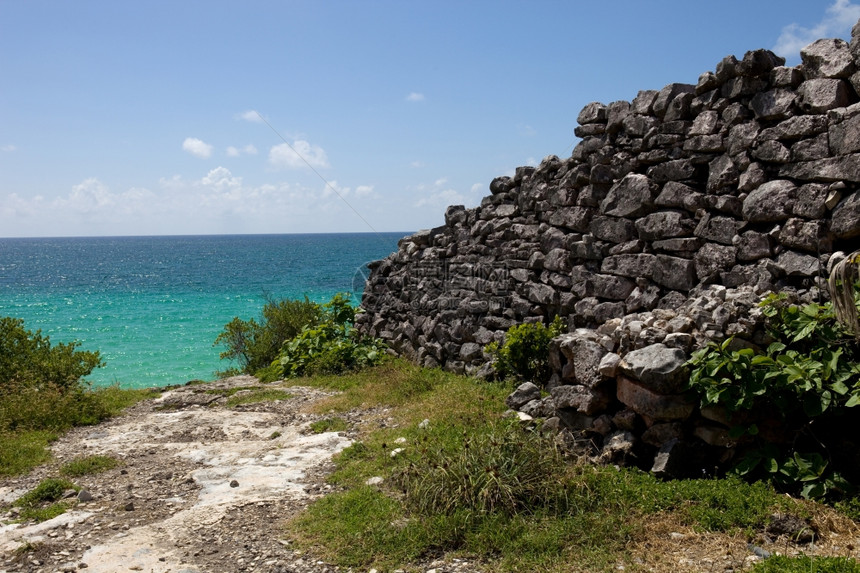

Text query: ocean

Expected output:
[0,233,405,388]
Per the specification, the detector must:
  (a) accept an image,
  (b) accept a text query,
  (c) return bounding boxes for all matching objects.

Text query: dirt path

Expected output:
[0,376,359,573]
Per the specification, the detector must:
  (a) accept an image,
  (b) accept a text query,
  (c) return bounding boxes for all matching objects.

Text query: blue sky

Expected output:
[1,0,859,237]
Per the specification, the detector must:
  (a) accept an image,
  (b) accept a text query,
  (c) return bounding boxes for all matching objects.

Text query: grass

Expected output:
[13,477,79,522]
[750,556,860,572]
[285,359,851,573]
[0,385,158,476]
[60,454,120,477]
[309,417,348,434]
[225,388,293,407]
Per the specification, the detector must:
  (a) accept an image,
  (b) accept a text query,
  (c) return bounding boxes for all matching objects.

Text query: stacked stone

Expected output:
[358,26,860,386]
[505,282,804,476]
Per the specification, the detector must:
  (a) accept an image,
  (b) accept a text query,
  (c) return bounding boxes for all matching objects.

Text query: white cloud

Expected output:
[237,110,264,123]
[182,137,213,159]
[434,177,448,187]
[226,144,258,157]
[470,183,484,194]
[410,160,424,168]
[268,140,330,170]
[774,0,860,58]
[406,92,425,102]
[355,185,374,197]
[525,157,538,167]
[1,145,16,152]
[415,188,470,209]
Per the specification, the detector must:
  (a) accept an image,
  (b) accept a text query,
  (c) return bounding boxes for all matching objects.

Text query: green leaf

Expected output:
[791,321,816,342]
[767,341,786,354]
[846,394,860,407]
[801,481,826,499]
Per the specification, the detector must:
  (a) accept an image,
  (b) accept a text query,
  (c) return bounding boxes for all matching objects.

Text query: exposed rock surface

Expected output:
[0,378,358,573]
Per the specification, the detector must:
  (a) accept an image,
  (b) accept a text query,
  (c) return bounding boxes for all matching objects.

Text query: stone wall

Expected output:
[357,24,860,475]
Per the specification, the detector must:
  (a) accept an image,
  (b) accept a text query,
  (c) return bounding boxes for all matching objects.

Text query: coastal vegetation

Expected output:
[0,316,157,476]
[285,358,860,572]
[688,292,860,500]
[215,293,385,382]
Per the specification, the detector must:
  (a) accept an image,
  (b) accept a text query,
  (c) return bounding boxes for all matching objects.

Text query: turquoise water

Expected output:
[0,233,405,388]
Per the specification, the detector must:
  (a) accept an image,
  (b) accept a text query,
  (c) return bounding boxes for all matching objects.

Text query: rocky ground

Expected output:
[0,377,366,573]
[2,376,860,573]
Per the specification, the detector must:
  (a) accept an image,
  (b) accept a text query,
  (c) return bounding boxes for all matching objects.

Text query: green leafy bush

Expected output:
[276,294,385,377]
[214,296,321,376]
[687,293,860,498]
[0,316,103,393]
[486,317,564,383]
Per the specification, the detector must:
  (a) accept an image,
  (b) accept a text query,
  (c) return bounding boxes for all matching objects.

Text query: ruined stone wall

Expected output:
[356,25,860,475]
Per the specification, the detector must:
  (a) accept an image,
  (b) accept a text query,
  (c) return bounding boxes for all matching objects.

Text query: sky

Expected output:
[1,0,859,238]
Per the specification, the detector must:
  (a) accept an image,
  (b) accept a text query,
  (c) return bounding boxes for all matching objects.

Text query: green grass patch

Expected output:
[287,359,807,573]
[60,454,120,477]
[225,388,293,407]
[204,385,259,397]
[13,478,79,522]
[749,555,860,572]
[0,430,55,476]
[309,417,348,434]
[0,385,157,476]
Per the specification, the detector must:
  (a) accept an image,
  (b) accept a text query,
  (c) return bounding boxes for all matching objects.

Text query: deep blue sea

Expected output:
[0,233,405,388]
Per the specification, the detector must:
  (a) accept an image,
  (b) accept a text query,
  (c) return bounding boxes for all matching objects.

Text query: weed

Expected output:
[14,478,78,522]
[60,454,120,477]
[749,555,860,572]
[225,389,293,408]
[309,417,348,434]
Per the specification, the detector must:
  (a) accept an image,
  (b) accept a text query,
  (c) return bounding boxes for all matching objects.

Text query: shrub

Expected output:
[0,316,103,393]
[276,294,385,377]
[687,293,860,499]
[214,296,321,376]
[486,317,564,383]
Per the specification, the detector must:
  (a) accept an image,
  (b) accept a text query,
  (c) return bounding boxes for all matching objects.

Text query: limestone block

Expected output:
[695,243,738,281]
[694,214,744,246]
[505,382,541,410]
[742,180,796,222]
[775,250,820,276]
[750,89,796,120]
[647,159,696,182]
[577,102,607,125]
[801,38,856,79]
[616,376,695,421]
[779,154,860,182]
[554,331,607,388]
[798,78,852,113]
[618,343,690,394]
[752,140,791,163]
[791,133,832,162]
[831,190,860,238]
[830,113,860,155]
[707,155,740,193]
[655,181,705,211]
[778,218,831,252]
[551,384,612,416]
[591,215,637,243]
[601,174,655,218]
[652,255,697,291]
[601,253,656,279]
[634,211,690,240]
[734,231,772,261]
